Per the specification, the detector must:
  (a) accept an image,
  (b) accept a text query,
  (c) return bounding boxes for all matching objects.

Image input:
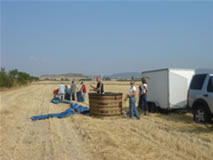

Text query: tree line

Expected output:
[0,68,39,88]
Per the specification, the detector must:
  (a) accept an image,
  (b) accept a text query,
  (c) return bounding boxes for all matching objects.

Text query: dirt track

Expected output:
[0,83,213,160]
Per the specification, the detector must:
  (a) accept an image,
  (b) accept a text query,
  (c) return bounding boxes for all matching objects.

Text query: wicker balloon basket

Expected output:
[88,92,123,117]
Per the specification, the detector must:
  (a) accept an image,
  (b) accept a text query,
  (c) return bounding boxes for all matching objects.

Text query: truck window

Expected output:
[207,76,213,92]
[190,74,207,90]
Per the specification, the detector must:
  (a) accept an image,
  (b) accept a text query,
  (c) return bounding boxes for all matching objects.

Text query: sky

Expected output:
[1,1,213,76]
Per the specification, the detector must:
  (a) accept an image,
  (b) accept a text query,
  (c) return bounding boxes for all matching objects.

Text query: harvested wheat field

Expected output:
[0,81,213,160]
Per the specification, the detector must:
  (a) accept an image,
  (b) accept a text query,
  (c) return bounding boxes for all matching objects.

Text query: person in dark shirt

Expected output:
[65,85,71,100]
[91,77,104,94]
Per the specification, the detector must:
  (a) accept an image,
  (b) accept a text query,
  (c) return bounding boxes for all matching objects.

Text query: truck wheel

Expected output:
[193,105,211,123]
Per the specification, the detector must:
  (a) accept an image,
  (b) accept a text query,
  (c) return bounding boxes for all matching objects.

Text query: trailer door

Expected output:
[169,70,194,109]
[143,70,168,109]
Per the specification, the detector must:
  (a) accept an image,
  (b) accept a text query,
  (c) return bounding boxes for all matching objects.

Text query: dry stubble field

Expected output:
[0,81,213,160]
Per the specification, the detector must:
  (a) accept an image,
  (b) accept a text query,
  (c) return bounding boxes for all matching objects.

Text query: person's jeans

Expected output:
[70,92,75,101]
[141,95,149,111]
[65,93,70,100]
[129,96,140,119]
[138,95,143,110]
[82,93,86,102]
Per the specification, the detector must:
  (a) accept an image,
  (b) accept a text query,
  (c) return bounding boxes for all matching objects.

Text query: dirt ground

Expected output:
[0,81,213,160]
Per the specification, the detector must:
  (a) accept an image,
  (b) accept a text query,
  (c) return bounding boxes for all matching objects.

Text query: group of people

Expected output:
[53,77,148,120]
[54,81,87,102]
[125,78,149,120]
[90,77,148,120]
[53,77,105,102]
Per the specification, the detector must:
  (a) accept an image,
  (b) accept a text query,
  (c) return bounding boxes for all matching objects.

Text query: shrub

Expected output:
[0,68,39,88]
[9,69,19,79]
[17,72,31,85]
[0,68,14,87]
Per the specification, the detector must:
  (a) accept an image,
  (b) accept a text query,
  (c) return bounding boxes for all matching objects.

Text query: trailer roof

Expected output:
[142,68,194,74]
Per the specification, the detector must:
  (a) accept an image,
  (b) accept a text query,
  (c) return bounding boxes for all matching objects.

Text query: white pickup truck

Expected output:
[188,72,213,123]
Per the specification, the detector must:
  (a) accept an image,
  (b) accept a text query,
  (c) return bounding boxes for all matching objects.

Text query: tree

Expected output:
[0,67,6,73]
[17,72,31,85]
[9,69,19,79]
[31,76,39,81]
[0,68,14,87]
[0,68,39,88]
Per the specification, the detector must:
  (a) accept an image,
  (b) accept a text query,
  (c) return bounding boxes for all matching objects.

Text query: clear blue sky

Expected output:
[1,1,213,76]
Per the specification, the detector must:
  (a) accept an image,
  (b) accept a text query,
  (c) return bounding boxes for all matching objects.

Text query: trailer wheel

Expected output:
[148,102,158,113]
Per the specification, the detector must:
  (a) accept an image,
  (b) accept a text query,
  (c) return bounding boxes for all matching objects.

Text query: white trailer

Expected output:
[141,68,195,110]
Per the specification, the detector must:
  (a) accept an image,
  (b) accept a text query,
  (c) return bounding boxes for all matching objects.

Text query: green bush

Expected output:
[9,69,19,79]
[0,68,39,88]
[17,72,30,85]
[31,76,39,81]
[0,68,14,87]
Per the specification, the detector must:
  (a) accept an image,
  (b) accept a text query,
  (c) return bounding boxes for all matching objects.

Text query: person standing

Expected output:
[90,77,104,94]
[137,84,143,110]
[70,81,77,101]
[65,85,71,100]
[58,82,65,100]
[80,82,87,102]
[141,78,149,115]
[125,81,140,120]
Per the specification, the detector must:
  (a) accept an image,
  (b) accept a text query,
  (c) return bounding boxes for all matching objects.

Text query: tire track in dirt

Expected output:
[0,86,41,141]
[46,117,90,160]
[3,85,47,160]
[1,84,92,160]
[1,85,51,159]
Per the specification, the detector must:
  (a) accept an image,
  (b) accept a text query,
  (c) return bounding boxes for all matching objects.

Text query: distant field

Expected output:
[0,81,213,160]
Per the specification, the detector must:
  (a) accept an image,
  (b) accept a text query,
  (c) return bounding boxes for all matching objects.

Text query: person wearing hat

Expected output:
[125,81,140,120]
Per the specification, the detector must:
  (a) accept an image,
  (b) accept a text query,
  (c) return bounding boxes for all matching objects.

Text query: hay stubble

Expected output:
[0,81,212,160]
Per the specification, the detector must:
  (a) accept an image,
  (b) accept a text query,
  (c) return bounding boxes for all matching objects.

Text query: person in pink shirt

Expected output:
[80,82,87,102]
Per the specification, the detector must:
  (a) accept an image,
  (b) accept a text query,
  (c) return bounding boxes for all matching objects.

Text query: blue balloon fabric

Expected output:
[51,97,70,104]
[71,103,89,114]
[51,97,61,104]
[31,98,90,121]
[31,108,76,120]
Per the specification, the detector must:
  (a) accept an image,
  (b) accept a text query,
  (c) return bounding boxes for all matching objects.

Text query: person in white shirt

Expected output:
[140,78,149,115]
[125,81,140,119]
[58,82,65,100]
